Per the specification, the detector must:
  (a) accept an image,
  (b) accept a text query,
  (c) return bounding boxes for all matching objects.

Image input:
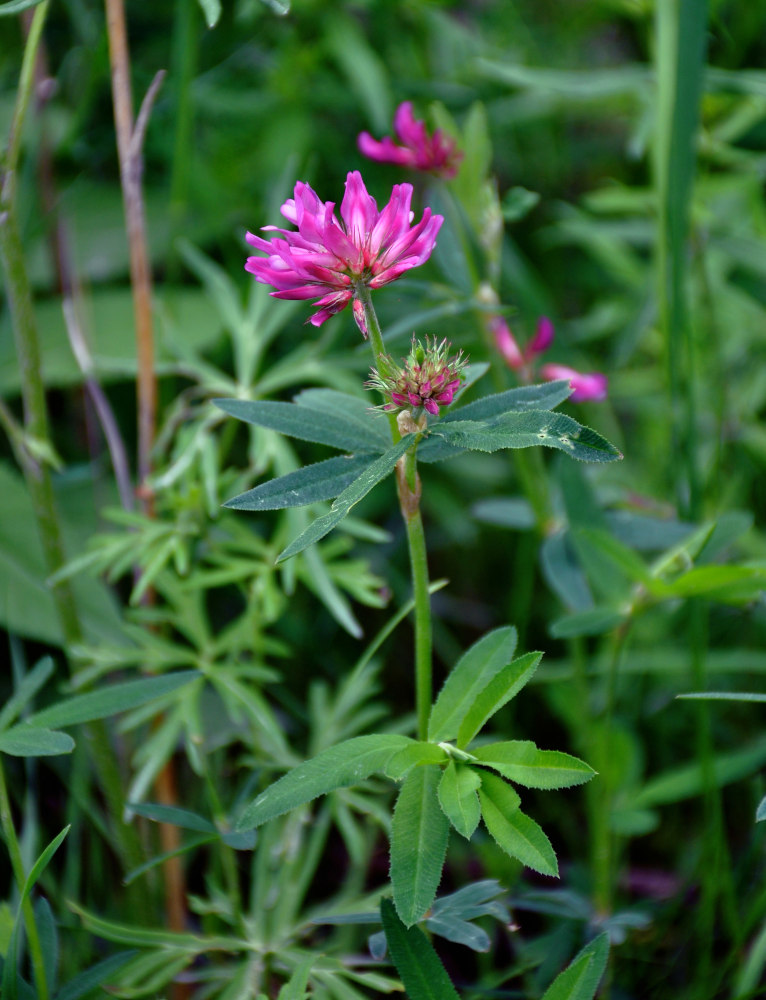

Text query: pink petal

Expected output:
[540,364,608,403]
[528,315,554,357]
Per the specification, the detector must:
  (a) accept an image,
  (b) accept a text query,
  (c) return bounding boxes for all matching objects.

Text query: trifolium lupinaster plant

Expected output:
[216,164,620,988]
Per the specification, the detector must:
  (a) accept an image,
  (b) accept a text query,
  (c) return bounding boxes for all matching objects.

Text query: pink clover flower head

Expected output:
[540,363,608,403]
[245,171,443,329]
[358,102,464,179]
[367,336,467,416]
[489,316,524,370]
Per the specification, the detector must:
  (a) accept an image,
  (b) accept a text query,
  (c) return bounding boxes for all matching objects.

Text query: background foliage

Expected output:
[2,0,766,998]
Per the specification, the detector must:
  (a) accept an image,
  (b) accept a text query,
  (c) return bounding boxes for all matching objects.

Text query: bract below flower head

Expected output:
[367,336,467,416]
[358,102,463,179]
[245,171,443,328]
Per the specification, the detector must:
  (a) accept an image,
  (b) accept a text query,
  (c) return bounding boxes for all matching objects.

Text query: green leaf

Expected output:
[627,734,766,810]
[0,726,74,757]
[69,903,246,952]
[419,383,574,464]
[54,951,138,1000]
[0,0,45,15]
[425,913,490,952]
[126,802,216,833]
[390,767,450,926]
[479,772,558,877]
[236,734,412,831]
[277,957,314,1000]
[428,627,518,743]
[196,0,221,28]
[380,898,461,1000]
[446,381,574,423]
[294,388,389,443]
[27,671,199,729]
[650,564,766,603]
[223,454,375,510]
[276,437,412,563]
[757,797,766,823]
[0,657,54,732]
[437,762,481,839]
[540,933,610,1000]
[2,827,69,1000]
[502,186,541,222]
[384,742,449,780]
[214,398,386,454]
[550,607,627,638]
[456,651,542,748]
[473,741,596,790]
[430,412,621,464]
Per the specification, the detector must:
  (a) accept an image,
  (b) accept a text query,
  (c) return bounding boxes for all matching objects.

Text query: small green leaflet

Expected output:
[428,626,518,743]
[235,734,413,830]
[223,454,375,510]
[276,437,412,562]
[438,762,481,839]
[390,766,450,926]
[478,772,558,877]
[540,933,610,1000]
[456,651,542,748]
[380,898,461,1000]
[472,741,596,789]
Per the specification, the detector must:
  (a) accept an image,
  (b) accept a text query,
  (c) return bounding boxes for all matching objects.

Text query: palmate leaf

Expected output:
[276,437,412,562]
[390,766,450,926]
[223,454,376,510]
[472,741,596,789]
[235,734,413,831]
[214,397,386,454]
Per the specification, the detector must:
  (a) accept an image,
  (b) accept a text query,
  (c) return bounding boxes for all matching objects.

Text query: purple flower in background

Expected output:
[490,314,607,403]
[358,102,463,179]
[245,171,443,328]
[540,364,608,403]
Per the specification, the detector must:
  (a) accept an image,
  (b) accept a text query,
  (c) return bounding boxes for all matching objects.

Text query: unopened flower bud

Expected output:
[367,336,467,417]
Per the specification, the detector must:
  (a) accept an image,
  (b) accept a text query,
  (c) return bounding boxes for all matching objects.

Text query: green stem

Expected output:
[358,286,432,739]
[0,758,49,1000]
[3,1,50,206]
[405,505,433,741]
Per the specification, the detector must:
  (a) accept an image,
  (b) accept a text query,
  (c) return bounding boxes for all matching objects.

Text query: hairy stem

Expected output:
[359,287,433,739]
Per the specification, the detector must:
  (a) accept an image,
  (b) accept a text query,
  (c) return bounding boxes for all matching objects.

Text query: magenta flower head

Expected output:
[367,336,467,416]
[358,102,464,179]
[245,171,443,329]
[540,363,608,403]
